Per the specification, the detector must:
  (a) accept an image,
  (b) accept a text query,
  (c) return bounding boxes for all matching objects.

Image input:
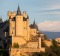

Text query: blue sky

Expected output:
[0,0,60,32]
[0,0,60,23]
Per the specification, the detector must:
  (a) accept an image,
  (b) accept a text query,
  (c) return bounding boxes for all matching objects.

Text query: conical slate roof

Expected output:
[17,5,21,15]
[30,19,38,30]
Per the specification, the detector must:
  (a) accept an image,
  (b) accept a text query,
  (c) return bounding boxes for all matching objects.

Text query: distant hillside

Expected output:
[41,31,60,39]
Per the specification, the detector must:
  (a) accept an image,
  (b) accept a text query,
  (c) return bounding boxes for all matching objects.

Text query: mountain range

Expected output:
[41,31,60,39]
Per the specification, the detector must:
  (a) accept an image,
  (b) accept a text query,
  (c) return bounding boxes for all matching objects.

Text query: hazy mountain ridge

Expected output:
[41,31,60,39]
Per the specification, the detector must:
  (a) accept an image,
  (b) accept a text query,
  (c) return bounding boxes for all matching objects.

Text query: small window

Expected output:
[34,31,35,33]
[12,17,15,21]
[23,27,26,29]
[9,16,11,19]
[13,27,15,29]
[12,31,13,34]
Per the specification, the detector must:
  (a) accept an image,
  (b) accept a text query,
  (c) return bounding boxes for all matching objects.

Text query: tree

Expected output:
[13,43,19,48]
[50,39,60,56]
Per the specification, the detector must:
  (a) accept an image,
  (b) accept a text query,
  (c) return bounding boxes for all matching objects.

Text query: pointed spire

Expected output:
[33,18,38,30]
[33,18,36,25]
[17,5,21,15]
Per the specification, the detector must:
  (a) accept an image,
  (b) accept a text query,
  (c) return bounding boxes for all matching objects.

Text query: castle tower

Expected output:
[8,11,16,36]
[22,11,30,41]
[16,6,23,36]
[8,5,30,40]
[30,19,38,37]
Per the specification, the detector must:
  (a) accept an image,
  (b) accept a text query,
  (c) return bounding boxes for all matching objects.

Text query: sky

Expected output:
[0,0,60,32]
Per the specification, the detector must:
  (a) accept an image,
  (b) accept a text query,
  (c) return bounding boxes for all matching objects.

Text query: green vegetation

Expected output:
[13,43,19,48]
[32,39,60,56]
[20,53,25,56]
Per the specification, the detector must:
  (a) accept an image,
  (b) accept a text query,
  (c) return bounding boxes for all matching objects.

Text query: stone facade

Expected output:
[8,6,45,56]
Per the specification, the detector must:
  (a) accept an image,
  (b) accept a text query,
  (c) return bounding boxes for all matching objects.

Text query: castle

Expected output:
[0,4,60,56]
[8,6,45,56]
